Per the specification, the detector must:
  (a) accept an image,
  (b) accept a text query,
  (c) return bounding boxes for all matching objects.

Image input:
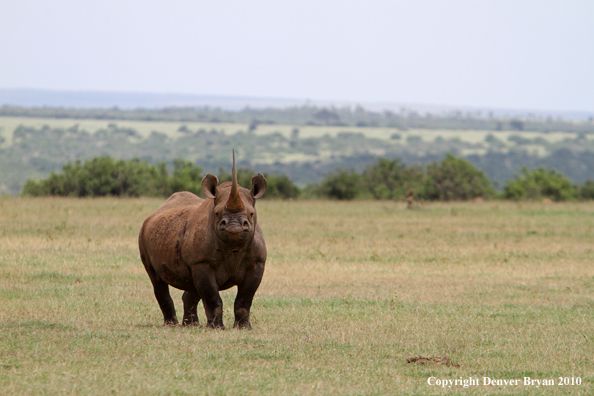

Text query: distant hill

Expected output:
[1,88,592,120]
[0,88,309,110]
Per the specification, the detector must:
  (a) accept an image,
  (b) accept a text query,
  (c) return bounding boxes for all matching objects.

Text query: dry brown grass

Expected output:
[0,197,593,395]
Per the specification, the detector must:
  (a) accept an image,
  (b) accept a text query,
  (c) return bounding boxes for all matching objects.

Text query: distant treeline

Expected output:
[2,104,594,134]
[22,155,594,202]
[315,154,594,202]
[22,157,299,199]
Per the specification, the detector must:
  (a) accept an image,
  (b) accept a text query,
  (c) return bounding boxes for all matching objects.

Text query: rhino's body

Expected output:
[138,153,267,329]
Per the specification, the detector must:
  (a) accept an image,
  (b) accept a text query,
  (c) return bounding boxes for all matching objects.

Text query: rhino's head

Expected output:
[201,150,267,246]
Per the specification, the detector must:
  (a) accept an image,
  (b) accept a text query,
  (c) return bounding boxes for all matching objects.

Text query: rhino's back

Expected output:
[153,191,204,215]
[140,191,204,245]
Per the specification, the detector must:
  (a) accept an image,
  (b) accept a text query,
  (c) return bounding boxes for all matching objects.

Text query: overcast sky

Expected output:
[1,1,593,112]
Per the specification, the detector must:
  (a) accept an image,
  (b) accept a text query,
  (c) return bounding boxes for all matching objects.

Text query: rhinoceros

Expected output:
[138,151,267,329]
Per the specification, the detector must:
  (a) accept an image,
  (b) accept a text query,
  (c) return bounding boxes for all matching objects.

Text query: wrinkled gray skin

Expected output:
[138,155,267,329]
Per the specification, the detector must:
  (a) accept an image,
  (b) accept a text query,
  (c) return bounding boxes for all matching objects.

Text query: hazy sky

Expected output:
[1,1,593,111]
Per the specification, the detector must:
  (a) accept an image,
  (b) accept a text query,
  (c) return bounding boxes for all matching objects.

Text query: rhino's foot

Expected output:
[182,315,200,327]
[233,320,252,330]
[164,317,179,326]
[206,322,225,330]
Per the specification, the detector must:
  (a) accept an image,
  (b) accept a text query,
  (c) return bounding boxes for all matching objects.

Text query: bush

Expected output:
[580,180,594,200]
[317,154,495,201]
[22,157,189,197]
[169,159,204,196]
[502,167,578,201]
[299,183,322,199]
[422,154,495,201]
[362,158,424,200]
[319,169,361,200]
[263,174,300,199]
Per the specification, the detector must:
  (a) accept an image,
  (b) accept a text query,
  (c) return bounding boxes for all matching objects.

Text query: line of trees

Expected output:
[314,154,495,201]
[21,157,300,199]
[21,154,594,202]
[313,154,594,201]
[3,104,593,133]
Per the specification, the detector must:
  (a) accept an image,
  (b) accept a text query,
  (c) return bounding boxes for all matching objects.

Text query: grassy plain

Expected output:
[0,115,582,146]
[0,197,593,395]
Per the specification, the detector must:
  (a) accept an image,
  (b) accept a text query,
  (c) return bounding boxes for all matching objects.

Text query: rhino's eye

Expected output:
[250,212,254,217]
[216,212,221,217]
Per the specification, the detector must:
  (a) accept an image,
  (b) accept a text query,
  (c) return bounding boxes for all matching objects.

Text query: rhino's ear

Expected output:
[201,174,219,199]
[251,173,267,200]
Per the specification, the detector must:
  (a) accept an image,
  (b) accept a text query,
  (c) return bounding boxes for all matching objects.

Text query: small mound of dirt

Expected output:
[406,355,461,367]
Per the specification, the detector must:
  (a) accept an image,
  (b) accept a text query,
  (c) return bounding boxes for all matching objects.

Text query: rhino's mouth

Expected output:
[218,219,251,246]
[220,228,249,238]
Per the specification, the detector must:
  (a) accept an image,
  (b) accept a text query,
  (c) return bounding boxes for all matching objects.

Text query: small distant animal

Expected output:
[542,197,553,204]
[472,196,484,203]
[138,151,267,329]
[406,188,414,209]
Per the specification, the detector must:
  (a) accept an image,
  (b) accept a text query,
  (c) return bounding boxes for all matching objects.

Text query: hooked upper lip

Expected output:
[221,227,247,235]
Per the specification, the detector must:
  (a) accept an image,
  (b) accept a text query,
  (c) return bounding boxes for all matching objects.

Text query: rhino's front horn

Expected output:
[226,149,245,212]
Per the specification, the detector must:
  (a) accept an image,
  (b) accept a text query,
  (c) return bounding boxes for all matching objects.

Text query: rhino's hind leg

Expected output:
[143,261,179,325]
[182,291,200,326]
[152,279,179,325]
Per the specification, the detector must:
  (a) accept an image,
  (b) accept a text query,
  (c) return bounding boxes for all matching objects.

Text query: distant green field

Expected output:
[1,198,593,394]
[0,116,582,148]
[3,115,594,196]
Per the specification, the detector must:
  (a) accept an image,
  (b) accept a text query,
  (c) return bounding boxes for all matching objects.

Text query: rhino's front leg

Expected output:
[192,264,224,329]
[234,262,265,330]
